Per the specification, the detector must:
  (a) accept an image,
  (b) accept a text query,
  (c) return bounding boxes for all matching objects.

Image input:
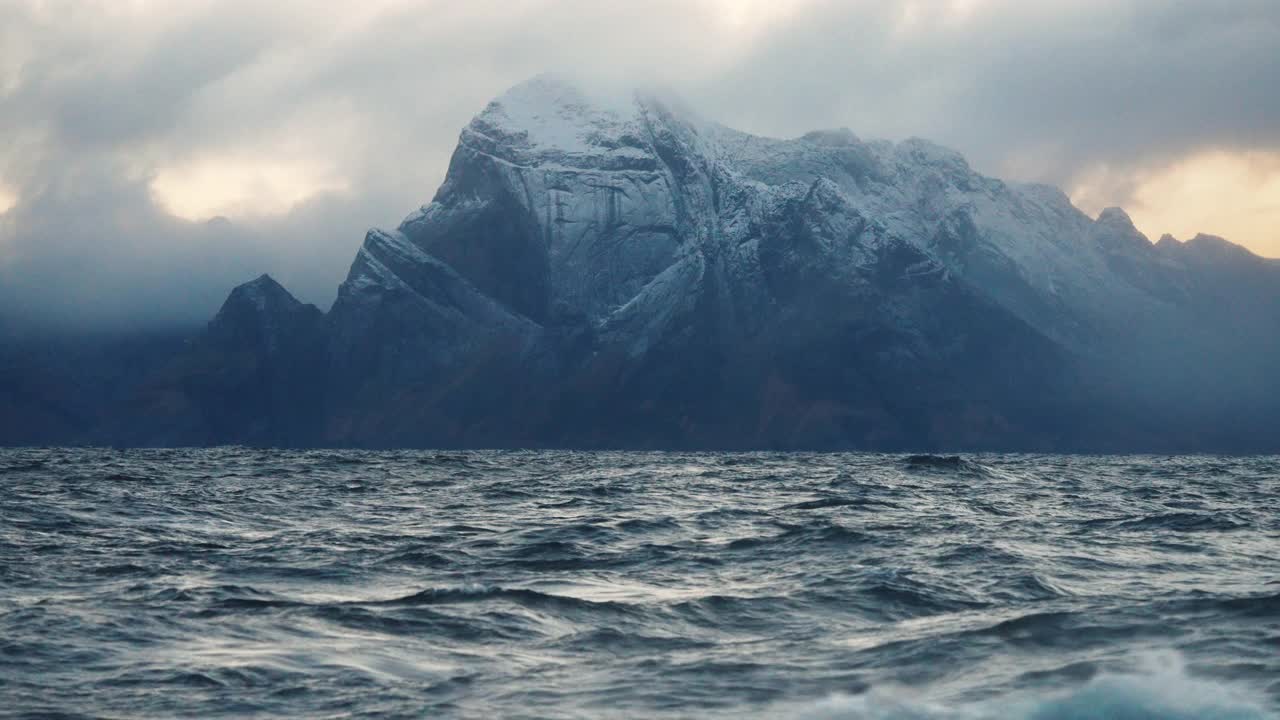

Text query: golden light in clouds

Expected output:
[705,0,815,30]
[151,158,348,221]
[149,147,1280,261]
[0,185,16,215]
[1072,150,1280,259]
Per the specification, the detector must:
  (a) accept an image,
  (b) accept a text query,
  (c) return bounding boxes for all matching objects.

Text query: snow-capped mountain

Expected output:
[11,75,1278,450]
[341,75,1275,352]
[283,75,1276,449]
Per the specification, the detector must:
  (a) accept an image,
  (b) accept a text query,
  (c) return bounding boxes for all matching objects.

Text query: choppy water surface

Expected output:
[2,449,1278,719]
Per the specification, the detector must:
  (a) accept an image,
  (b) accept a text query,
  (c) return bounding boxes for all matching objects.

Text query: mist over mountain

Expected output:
[4,76,1280,451]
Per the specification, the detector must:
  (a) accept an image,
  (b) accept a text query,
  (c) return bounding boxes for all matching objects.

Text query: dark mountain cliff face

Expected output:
[177,275,328,446]
[61,274,332,447]
[305,78,1085,450]
[5,76,1280,451]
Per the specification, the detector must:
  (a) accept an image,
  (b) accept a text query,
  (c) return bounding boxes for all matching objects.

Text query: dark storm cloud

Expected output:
[697,0,1280,182]
[1,0,1278,331]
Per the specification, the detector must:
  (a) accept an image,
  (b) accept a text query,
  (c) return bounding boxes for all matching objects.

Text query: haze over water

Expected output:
[2,448,1277,718]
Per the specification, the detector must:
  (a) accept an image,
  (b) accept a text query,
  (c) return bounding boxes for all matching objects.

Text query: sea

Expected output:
[1,448,1277,719]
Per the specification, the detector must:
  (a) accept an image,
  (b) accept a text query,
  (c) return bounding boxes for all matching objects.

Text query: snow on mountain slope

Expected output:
[350,74,1207,356]
[12,75,1280,450]
[275,74,1280,448]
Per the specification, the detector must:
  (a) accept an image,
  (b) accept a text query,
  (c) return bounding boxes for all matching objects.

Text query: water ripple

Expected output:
[1,449,1276,718]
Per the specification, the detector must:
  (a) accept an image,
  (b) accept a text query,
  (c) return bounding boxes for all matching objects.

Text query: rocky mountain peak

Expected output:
[219,274,299,313]
[172,75,1280,451]
[1185,232,1261,265]
[208,274,321,355]
[1090,207,1151,255]
[1096,207,1137,232]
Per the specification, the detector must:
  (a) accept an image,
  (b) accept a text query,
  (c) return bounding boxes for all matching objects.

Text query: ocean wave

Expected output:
[791,655,1273,719]
[4,448,1277,718]
[900,454,992,477]
[378,584,637,614]
[1074,511,1249,534]
[780,496,900,512]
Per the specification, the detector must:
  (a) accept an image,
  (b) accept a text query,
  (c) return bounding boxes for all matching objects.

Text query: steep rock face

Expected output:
[159,275,327,446]
[91,74,1280,451]
[315,77,1091,449]
[323,228,548,445]
[206,275,325,352]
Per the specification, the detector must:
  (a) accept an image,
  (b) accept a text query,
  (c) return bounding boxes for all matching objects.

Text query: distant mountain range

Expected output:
[5,75,1279,451]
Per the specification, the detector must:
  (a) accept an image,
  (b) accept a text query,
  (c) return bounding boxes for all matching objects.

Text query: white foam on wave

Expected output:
[787,653,1274,720]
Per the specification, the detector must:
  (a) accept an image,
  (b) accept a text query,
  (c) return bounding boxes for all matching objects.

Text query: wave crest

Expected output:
[792,655,1273,720]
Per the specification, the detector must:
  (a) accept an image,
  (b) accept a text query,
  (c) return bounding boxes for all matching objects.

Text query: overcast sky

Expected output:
[2,0,1278,330]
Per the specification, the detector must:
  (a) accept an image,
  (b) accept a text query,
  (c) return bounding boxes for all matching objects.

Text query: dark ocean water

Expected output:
[1,449,1277,719]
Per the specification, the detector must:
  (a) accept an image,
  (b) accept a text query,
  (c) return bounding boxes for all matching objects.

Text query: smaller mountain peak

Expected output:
[1187,233,1256,259]
[1090,207,1152,251]
[244,273,284,291]
[222,274,299,314]
[207,273,323,356]
[1157,233,1266,268]
[1096,207,1136,231]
